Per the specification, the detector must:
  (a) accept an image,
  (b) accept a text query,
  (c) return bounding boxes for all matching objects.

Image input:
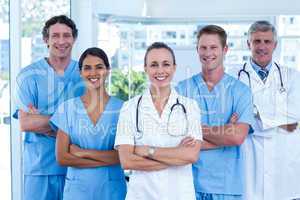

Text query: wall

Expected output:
[146,0,300,18]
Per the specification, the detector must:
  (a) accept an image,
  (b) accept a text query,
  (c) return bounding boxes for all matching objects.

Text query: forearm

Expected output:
[202,123,248,146]
[125,154,169,171]
[76,149,120,165]
[147,146,200,166]
[19,113,54,135]
[201,140,221,150]
[118,145,168,171]
[58,152,110,168]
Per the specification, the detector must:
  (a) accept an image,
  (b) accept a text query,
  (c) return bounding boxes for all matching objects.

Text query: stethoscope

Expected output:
[135,95,188,139]
[238,62,286,93]
[238,62,286,118]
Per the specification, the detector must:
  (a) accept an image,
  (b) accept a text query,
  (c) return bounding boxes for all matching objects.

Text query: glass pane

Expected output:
[0,0,11,199]
[19,1,70,199]
[21,0,70,66]
[98,18,252,94]
[278,15,300,36]
[279,38,300,70]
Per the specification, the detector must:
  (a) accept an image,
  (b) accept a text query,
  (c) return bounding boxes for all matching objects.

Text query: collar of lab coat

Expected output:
[250,58,272,74]
[246,59,277,91]
[141,87,180,123]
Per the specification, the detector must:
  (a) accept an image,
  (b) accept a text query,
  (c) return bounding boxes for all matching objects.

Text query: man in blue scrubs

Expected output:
[14,15,83,200]
[177,25,255,200]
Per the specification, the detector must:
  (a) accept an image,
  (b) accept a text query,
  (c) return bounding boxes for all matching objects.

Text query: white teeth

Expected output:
[155,77,166,81]
[89,78,99,82]
[204,57,214,61]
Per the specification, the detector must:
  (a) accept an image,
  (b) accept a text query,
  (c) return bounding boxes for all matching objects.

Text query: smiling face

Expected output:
[80,55,109,90]
[44,23,75,60]
[248,30,277,68]
[144,48,176,90]
[197,33,228,72]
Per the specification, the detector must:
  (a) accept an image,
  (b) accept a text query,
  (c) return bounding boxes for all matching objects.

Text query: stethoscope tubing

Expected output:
[238,62,285,93]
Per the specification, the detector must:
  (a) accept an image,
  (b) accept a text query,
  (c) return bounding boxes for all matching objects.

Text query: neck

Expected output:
[82,86,109,105]
[47,56,71,75]
[202,66,224,90]
[150,85,171,103]
[251,58,270,69]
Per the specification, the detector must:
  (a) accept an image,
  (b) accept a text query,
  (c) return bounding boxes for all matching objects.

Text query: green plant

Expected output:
[109,69,147,101]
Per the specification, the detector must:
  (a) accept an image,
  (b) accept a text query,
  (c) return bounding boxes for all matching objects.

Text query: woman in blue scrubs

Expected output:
[50,47,127,200]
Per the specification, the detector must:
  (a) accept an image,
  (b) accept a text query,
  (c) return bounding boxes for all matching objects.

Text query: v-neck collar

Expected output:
[41,58,75,79]
[78,96,112,128]
[193,73,229,94]
[246,60,272,87]
[142,88,178,121]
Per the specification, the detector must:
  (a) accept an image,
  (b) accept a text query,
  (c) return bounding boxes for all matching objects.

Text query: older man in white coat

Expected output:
[227,20,300,200]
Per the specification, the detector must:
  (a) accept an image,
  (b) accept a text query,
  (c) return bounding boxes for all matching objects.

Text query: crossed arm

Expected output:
[56,130,120,168]
[117,137,201,171]
[200,113,297,150]
[200,113,249,150]
[18,106,56,137]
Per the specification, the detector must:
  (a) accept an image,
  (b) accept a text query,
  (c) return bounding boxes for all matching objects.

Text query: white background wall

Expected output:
[146,0,300,17]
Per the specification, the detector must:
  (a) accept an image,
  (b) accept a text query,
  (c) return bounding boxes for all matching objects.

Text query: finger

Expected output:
[182,138,196,147]
[230,113,238,123]
[180,137,194,145]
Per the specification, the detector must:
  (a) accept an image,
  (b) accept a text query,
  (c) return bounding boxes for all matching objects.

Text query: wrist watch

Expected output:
[147,146,156,158]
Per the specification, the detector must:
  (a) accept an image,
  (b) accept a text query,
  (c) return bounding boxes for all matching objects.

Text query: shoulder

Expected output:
[225,65,242,78]
[224,73,250,91]
[59,97,78,108]
[177,74,198,87]
[16,59,47,82]
[120,95,141,112]
[110,96,125,109]
[177,93,200,111]
[176,74,199,96]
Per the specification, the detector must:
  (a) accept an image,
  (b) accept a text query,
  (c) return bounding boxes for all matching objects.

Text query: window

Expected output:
[0,0,10,199]
[21,0,70,67]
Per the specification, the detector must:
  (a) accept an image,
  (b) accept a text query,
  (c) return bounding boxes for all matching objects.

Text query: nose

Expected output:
[90,67,98,75]
[156,65,165,73]
[57,35,66,44]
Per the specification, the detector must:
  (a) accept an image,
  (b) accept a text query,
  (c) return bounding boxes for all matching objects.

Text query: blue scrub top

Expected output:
[176,73,255,195]
[14,58,85,175]
[50,96,126,200]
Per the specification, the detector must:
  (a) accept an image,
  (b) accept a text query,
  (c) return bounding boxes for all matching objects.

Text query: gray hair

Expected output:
[248,20,277,42]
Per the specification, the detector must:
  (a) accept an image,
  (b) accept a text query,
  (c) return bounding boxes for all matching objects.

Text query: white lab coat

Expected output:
[227,61,300,200]
[115,88,202,200]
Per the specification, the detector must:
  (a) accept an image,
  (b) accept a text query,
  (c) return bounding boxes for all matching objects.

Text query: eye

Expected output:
[51,34,59,39]
[163,63,171,67]
[264,40,272,44]
[150,63,159,68]
[82,65,91,70]
[200,46,205,50]
[63,33,72,38]
[96,64,106,69]
[254,40,261,44]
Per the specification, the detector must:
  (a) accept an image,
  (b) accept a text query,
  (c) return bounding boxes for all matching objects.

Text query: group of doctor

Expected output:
[14,14,300,200]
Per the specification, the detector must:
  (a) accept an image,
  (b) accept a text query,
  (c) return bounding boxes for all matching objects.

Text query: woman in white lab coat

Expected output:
[114,42,202,200]
[227,20,300,200]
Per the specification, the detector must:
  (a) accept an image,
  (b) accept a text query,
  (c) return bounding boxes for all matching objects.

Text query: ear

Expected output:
[274,40,278,49]
[247,40,251,50]
[43,37,49,48]
[223,44,228,54]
